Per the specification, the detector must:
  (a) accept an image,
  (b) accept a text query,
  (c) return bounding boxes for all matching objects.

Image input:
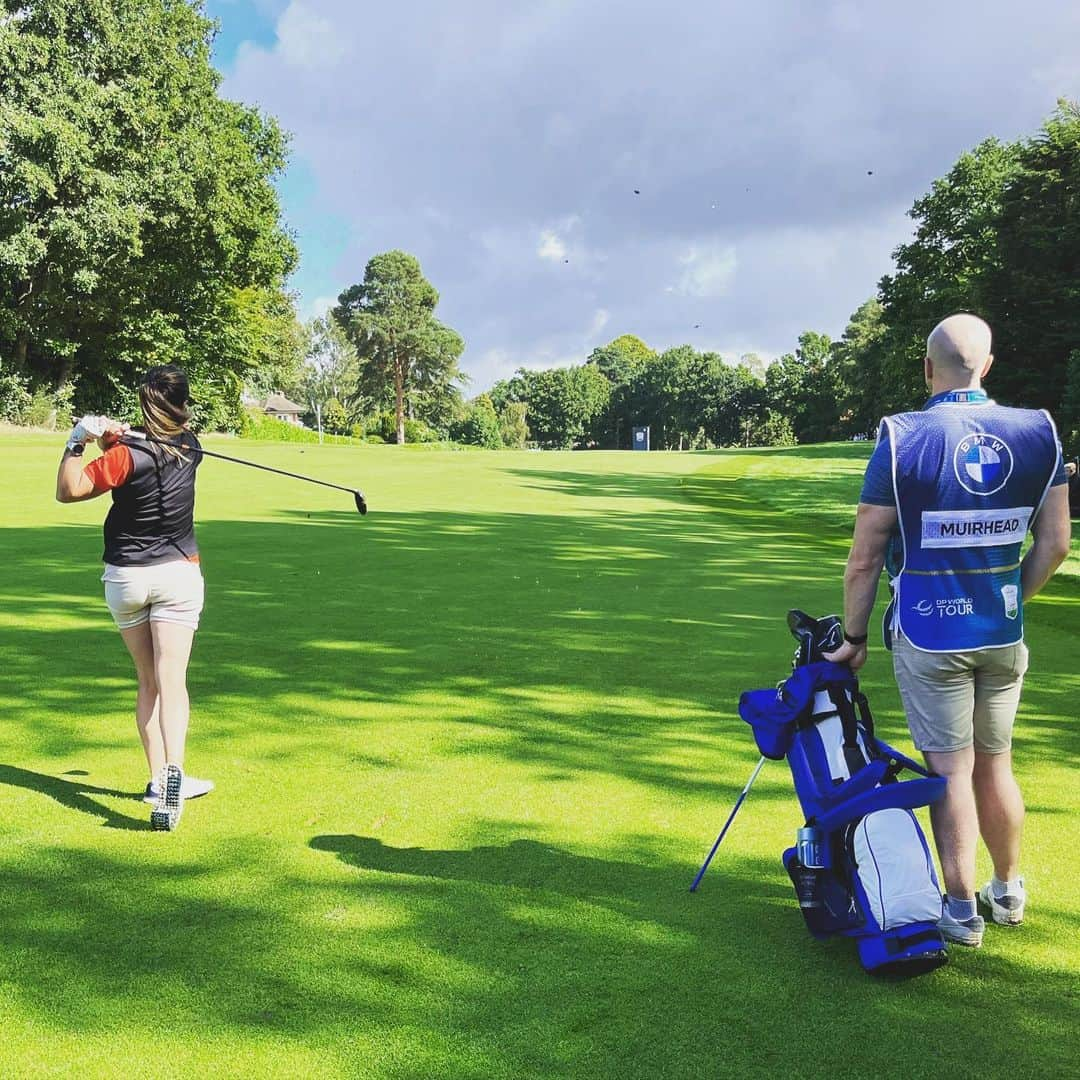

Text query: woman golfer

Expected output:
[56,365,212,831]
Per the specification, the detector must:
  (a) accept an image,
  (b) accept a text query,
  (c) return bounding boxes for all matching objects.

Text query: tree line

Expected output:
[1,3,1076,456]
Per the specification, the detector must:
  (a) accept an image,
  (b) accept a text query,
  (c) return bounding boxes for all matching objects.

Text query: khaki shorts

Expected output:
[102,560,204,631]
[892,633,1029,754]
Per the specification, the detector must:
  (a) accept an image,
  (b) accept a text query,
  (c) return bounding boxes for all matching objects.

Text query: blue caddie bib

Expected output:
[882,394,1060,652]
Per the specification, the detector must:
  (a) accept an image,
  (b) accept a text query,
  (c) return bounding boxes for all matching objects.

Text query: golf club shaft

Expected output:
[125,432,363,498]
[689,756,767,892]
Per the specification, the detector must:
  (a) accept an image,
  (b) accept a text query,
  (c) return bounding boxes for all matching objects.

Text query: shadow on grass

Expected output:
[0,449,1077,1076]
[1,830,1075,1078]
[303,832,1079,1078]
[1,453,1077,788]
[0,764,144,830]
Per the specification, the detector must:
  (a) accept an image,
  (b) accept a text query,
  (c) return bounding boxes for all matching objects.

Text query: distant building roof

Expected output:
[263,393,305,414]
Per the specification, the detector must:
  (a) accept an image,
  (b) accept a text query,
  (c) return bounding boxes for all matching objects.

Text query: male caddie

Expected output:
[824,314,1072,947]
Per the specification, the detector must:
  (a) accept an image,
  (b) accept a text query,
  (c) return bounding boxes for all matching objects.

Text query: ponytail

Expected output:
[139,365,191,460]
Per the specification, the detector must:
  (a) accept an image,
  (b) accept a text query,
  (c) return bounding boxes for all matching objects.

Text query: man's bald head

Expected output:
[926,314,993,378]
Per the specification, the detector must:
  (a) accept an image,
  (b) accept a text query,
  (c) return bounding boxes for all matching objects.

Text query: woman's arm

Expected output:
[55,448,100,503]
[55,419,131,503]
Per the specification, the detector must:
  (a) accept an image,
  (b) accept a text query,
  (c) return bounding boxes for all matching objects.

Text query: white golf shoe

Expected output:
[143,774,215,804]
[980,879,1026,926]
[150,763,185,832]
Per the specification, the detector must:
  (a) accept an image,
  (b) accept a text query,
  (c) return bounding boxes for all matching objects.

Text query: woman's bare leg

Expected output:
[119,622,163,777]
[150,620,195,768]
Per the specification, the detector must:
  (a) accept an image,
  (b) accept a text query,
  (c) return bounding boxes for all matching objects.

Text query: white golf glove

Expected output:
[66,415,112,452]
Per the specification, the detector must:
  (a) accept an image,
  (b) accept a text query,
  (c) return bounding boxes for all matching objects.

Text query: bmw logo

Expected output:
[953,433,1013,496]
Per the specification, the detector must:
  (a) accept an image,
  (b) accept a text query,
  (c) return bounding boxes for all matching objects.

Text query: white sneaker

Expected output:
[143,775,215,804]
[150,763,184,832]
[980,879,1025,926]
[938,904,984,947]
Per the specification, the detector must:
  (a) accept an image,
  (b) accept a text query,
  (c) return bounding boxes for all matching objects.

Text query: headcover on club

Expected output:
[787,609,843,668]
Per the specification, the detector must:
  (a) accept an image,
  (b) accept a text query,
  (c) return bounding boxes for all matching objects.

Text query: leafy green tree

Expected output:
[619,347,691,449]
[452,393,502,449]
[877,138,1020,410]
[506,364,610,449]
[498,400,528,448]
[332,251,465,445]
[747,409,796,447]
[322,397,349,436]
[987,101,1080,413]
[831,299,889,436]
[299,316,366,441]
[586,334,655,447]
[0,0,299,427]
[764,332,839,443]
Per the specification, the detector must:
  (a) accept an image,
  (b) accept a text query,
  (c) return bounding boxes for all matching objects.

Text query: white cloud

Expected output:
[276,2,347,69]
[537,230,568,261]
[673,244,738,298]
[588,308,610,336]
[218,1,1080,392]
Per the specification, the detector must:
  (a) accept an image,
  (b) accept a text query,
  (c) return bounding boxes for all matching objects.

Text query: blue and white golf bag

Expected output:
[738,612,949,975]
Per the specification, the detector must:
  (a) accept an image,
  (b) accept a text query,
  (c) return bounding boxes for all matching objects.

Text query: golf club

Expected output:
[123,431,368,514]
[689,755,767,892]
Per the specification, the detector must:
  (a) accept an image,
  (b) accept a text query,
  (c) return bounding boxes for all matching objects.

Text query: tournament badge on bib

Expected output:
[954,432,1014,496]
[1002,584,1019,620]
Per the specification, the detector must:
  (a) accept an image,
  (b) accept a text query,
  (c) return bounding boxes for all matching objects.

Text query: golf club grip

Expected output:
[123,432,365,502]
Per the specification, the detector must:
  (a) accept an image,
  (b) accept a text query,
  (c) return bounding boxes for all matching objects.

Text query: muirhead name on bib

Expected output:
[920,507,1033,549]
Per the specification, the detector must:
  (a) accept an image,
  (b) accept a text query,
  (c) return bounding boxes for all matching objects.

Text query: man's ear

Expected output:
[981,353,994,380]
[924,355,933,389]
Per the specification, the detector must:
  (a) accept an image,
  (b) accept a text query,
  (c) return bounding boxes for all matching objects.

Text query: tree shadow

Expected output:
[2,452,1077,796]
[0,764,144,830]
[306,833,1080,1078]
[2,451,1077,1075]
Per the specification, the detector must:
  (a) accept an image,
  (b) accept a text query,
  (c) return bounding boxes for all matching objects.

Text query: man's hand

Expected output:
[823,639,868,671]
[825,502,897,673]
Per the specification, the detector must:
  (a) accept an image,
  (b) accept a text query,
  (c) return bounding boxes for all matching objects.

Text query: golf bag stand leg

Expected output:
[690,756,767,892]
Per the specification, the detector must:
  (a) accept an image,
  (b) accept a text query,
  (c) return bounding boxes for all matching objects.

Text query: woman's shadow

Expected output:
[0,764,145,830]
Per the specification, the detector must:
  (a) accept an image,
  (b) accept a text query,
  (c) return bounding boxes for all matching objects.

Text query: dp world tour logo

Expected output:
[954,433,1013,496]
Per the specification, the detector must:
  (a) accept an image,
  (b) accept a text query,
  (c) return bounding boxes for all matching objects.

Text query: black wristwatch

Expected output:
[843,631,868,646]
[67,442,85,457]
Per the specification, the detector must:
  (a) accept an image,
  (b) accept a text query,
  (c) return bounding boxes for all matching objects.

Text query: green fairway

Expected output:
[1,434,1077,1079]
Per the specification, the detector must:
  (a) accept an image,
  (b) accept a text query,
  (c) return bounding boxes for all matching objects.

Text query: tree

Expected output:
[764,332,839,443]
[832,299,889,437]
[0,0,299,427]
[586,334,655,447]
[506,364,610,449]
[299,316,364,441]
[498,400,528,448]
[452,393,502,449]
[332,251,465,445]
[987,101,1080,414]
[877,138,1020,410]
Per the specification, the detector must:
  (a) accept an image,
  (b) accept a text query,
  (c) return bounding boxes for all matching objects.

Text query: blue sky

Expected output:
[204,1,1080,391]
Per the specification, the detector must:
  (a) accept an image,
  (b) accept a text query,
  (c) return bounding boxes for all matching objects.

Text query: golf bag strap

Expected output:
[853,691,875,740]
[885,927,942,955]
[827,684,870,776]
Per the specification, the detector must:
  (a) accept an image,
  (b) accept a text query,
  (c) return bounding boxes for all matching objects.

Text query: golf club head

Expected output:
[787,609,843,667]
[354,491,368,515]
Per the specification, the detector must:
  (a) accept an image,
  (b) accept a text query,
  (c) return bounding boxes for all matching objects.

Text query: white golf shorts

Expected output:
[102,560,205,631]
